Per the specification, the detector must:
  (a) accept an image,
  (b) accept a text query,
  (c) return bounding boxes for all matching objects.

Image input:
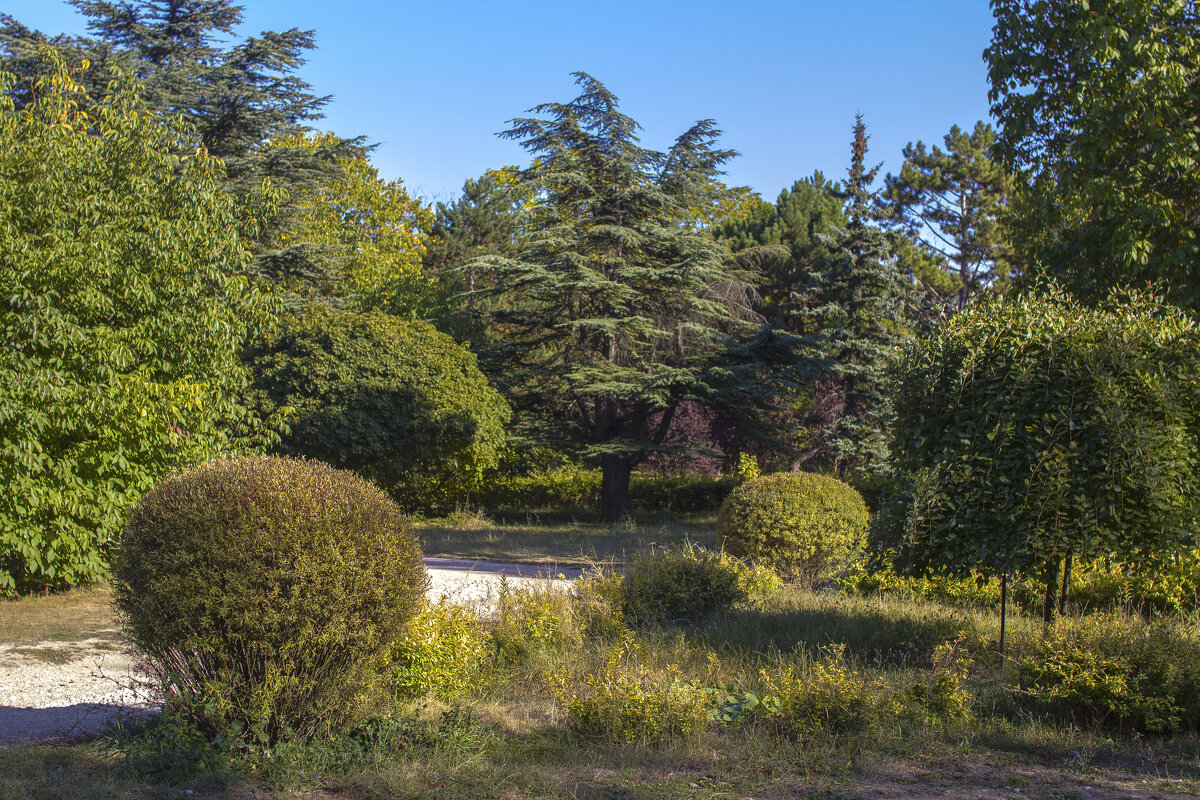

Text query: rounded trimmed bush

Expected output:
[621,544,780,625]
[115,456,428,744]
[247,307,510,511]
[717,472,868,585]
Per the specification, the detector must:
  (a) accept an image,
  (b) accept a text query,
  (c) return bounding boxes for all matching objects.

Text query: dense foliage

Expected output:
[883,288,1200,604]
[620,544,780,625]
[115,456,428,744]
[247,308,509,511]
[987,0,1200,313]
[0,53,277,593]
[468,73,771,521]
[717,472,868,585]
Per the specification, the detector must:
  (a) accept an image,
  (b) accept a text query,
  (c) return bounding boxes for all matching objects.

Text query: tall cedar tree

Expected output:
[880,121,1013,311]
[469,74,762,521]
[798,116,910,484]
[0,1,358,292]
[987,0,1200,312]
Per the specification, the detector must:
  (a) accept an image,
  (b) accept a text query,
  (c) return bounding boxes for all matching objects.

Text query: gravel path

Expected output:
[0,560,580,746]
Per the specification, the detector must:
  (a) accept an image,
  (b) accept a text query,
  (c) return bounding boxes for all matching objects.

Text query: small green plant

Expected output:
[621,543,779,625]
[490,579,582,664]
[763,644,879,738]
[115,456,428,745]
[1011,611,1200,732]
[549,634,711,744]
[387,599,492,700]
[717,472,868,585]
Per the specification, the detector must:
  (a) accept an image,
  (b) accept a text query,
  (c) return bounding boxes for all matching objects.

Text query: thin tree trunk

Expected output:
[1042,558,1060,625]
[1059,555,1072,616]
[1000,572,1008,656]
[600,454,632,523]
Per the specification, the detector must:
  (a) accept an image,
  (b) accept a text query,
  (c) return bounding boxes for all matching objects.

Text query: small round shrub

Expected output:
[115,456,428,744]
[620,543,779,625]
[717,472,868,585]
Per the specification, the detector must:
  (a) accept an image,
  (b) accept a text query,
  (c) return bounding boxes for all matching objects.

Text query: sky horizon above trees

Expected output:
[2,0,995,202]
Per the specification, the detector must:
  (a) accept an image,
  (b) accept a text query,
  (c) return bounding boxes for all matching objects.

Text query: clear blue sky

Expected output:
[5,0,997,204]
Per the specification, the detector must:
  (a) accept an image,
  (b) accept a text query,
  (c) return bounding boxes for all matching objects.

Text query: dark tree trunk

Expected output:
[601,454,633,523]
[1059,555,1072,616]
[1042,558,1060,625]
[1000,572,1008,655]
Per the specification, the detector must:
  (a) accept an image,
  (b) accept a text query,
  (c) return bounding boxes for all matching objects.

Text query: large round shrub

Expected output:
[717,472,868,585]
[246,308,510,510]
[882,288,1200,598]
[115,456,428,743]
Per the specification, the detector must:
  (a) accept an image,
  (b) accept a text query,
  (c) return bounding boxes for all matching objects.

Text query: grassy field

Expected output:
[3,516,1200,799]
[416,510,719,564]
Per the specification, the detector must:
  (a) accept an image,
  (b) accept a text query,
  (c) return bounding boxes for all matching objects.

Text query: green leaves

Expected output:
[0,50,278,592]
[987,0,1200,310]
[884,286,1200,581]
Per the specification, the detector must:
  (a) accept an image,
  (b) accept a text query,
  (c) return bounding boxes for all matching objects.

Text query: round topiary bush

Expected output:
[717,472,868,585]
[115,456,428,744]
[246,307,511,511]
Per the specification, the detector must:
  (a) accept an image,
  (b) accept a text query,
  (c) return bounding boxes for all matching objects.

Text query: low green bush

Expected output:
[621,543,780,625]
[115,456,428,744]
[1011,612,1200,733]
[717,472,868,585]
[387,599,492,700]
[548,635,711,744]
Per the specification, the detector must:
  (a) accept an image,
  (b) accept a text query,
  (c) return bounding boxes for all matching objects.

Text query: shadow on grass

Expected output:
[694,589,980,668]
[418,513,718,565]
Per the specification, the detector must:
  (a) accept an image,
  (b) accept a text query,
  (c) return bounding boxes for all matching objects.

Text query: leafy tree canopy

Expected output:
[0,50,280,593]
[987,0,1200,311]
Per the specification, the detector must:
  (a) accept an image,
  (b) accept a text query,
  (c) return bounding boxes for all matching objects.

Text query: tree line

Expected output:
[1,0,1196,589]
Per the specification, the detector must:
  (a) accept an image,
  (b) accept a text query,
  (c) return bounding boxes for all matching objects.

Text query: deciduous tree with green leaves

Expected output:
[0,51,280,593]
[469,73,766,521]
[882,287,1200,622]
[987,0,1200,311]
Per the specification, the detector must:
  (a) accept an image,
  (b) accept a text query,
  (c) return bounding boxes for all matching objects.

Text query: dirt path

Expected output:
[0,560,577,745]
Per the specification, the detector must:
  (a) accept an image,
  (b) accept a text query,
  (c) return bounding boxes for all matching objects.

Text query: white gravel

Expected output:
[0,561,579,745]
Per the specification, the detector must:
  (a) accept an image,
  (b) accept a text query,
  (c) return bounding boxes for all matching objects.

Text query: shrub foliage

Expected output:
[717,472,868,584]
[247,308,510,510]
[882,288,1200,592]
[115,456,428,744]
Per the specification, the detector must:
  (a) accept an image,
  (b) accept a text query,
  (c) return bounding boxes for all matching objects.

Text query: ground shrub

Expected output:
[717,472,868,585]
[1011,611,1200,733]
[763,645,879,738]
[620,543,780,625]
[115,456,428,744]
[630,473,735,512]
[549,635,711,744]
[387,599,492,700]
[247,307,510,512]
[490,579,582,665]
[574,566,630,640]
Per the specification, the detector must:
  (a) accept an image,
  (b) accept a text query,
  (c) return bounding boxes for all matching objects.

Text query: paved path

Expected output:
[0,559,579,745]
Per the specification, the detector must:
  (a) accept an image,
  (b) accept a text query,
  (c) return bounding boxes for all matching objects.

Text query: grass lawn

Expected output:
[416,509,719,565]
[3,514,1200,799]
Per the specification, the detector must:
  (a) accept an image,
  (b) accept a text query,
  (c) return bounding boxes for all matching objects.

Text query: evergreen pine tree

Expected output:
[469,73,766,521]
[799,115,910,483]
